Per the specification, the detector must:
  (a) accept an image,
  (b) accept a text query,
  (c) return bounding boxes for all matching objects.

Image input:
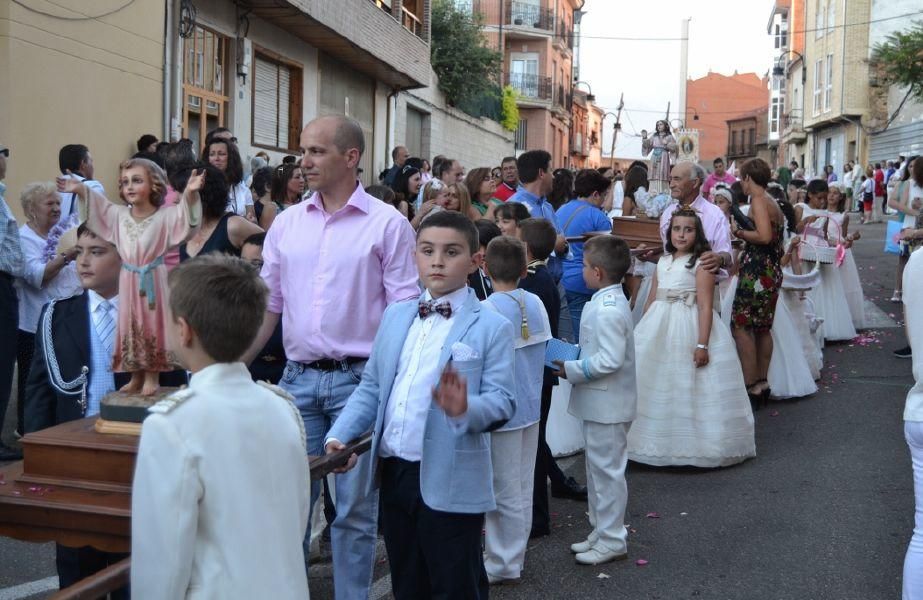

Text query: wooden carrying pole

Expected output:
[609,93,624,169]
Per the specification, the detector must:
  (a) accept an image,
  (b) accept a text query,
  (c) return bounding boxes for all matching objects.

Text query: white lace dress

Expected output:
[628,254,756,468]
[799,205,857,341]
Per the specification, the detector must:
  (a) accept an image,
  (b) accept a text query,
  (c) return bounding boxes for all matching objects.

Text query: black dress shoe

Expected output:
[0,444,23,462]
[551,476,588,501]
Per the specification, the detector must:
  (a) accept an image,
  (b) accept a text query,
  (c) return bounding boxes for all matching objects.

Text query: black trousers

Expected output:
[15,329,34,437]
[532,381,568,534]
[56,544,129,598]
[0,277,16,437]
[380,458,487,600]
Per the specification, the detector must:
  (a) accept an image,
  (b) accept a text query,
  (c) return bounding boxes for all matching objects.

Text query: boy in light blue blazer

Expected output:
[325,211,516,600]
[553,235,636,566]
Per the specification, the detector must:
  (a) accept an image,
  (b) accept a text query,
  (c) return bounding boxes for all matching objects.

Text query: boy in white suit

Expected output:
[552,235,636,566]
[131,255,310,599]
[325,211,516,599]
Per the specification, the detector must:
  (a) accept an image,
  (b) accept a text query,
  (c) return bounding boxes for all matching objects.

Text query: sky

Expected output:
[579,0,776,159]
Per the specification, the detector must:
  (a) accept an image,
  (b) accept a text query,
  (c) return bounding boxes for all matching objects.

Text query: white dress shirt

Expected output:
[379,285,470,462]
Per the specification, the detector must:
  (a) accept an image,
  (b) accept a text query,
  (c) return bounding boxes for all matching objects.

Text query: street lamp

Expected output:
[772,50,806,84]
[686,107,699,121]
[603,107,623,170]
[573,80,595,103]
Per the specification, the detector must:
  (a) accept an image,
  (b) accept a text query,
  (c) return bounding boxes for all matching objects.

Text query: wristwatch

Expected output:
[695,343,708,350]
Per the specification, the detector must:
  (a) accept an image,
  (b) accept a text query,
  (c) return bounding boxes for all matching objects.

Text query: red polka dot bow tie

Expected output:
[418,299,453,319]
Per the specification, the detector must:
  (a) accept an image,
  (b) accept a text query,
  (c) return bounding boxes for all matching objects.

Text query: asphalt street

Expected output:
[0,215,915,599]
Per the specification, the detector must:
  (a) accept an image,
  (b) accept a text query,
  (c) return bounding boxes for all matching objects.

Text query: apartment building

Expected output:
[1,0,432,218]
[767,0,806,167]
[468,0,585,168]
[802,0,872,177]
[726,108,772,166]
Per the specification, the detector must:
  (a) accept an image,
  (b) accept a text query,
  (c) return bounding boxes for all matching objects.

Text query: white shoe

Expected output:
[575,546,628,565]
[570,533,599,554]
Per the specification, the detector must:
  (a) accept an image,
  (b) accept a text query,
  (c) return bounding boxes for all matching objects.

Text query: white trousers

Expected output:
[484,423,539,579]
[905,421,923,599]
[584,421,630,553]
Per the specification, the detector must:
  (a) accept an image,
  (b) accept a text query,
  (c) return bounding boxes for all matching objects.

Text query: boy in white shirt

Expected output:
[553,235,636,566]
[131,255,310,599]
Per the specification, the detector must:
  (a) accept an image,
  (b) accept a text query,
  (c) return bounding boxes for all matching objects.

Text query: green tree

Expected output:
[500,85,520,131]
[871,20,923,103]
[430,0,502,111]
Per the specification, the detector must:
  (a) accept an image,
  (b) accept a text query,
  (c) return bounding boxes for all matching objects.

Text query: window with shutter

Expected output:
[252,52,303,152]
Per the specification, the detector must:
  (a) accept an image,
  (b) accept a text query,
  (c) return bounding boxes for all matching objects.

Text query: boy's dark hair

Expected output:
[713,157,725,165]
[132,151,165,170]
[76,222,116,248]
[664,208,712,269]
[485,236,527,283]
[574,168,612,198]
[516,150,552,184]
[59,144,90,175]
[805,178,829,196]
[365,184,396,205]
[282,155,297,165]
[501,156,517,166]
[168,254,267,362]
[417,210,479,254]
[518,218,556,261]
[494,201,531,223]
[251,166,273,198]
[136,134,158,153]
[242,232,266,248]
[584,235,631,283]
[475,219,502,250]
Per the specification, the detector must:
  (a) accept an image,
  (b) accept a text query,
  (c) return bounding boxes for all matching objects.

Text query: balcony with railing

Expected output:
[506,72,552,103]
[554,84,572,112]
[506,0,555,36]
[554,20,574,50]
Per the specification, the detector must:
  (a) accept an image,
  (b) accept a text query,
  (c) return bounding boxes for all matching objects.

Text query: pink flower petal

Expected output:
[770,410,780,417]
[646,512,660,518]
[636,559,649,566]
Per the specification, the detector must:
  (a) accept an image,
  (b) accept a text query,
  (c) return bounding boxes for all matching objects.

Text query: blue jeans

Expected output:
[565,290,592,343]
[281,360,378,600]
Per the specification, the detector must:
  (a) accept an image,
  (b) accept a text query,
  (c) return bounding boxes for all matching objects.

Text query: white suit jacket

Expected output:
[131,362,310,600]
[563,285,637,424]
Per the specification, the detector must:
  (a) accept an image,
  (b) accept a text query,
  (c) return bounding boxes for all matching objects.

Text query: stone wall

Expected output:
[394,70,515,170]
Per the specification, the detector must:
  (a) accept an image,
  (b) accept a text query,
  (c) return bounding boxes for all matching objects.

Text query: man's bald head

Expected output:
[669,161,704,204]
[304,115,365,157]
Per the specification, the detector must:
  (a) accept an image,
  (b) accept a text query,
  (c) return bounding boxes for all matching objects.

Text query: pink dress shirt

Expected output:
[261,182,420,362]
[701,172,737,198]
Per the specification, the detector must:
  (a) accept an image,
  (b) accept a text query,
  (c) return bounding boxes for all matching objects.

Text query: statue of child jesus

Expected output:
[57,159,204,395]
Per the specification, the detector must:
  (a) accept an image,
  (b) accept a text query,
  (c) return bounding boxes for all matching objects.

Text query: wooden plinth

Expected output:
[0,417,138,553]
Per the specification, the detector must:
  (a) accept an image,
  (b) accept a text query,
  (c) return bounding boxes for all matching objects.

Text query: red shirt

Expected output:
[874,169,885,197]
[492,182,517,202]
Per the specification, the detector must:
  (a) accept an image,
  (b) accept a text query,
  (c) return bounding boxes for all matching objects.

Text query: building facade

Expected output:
[802,0,872,178]
[4,0,511,220]
[685,71,769,164]
[726,108,772,166]
[470,0,585,168]
[586,102,604,169]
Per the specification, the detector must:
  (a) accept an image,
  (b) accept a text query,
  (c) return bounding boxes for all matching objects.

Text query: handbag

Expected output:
[884,219,903,255]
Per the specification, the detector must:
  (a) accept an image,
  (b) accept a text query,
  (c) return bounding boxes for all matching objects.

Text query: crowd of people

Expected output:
[0,117,921,599]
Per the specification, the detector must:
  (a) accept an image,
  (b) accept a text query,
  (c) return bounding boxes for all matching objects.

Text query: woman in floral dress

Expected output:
[731,158,785,404]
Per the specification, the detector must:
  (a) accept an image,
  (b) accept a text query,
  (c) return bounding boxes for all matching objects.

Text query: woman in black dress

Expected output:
[179,164,263,261]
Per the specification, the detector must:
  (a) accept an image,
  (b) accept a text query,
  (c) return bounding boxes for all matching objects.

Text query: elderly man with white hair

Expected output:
[657,160,733,274]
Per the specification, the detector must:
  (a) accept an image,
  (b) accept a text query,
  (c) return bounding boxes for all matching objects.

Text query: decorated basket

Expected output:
[799,242,838,265]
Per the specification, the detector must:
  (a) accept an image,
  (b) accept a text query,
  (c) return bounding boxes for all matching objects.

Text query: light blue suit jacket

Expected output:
[327,289,516,514]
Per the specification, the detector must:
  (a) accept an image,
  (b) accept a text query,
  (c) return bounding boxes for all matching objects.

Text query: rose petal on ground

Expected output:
[597,573,611,579]
[770,410,780,417]
[636,559,649,566]
[646,512,660,518]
